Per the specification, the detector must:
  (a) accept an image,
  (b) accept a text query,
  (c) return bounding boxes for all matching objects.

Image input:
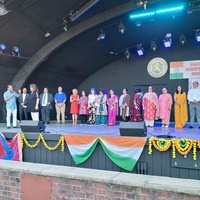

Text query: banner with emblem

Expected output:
[170,60,200,79]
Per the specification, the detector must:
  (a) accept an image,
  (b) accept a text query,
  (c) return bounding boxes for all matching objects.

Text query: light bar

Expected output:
[156,6,184,14]
[70,0,100,21]
[130,12,155,19]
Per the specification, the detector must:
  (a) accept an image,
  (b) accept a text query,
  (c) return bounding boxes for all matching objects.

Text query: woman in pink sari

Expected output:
[142,86,159,127]
[107,89,118,126]
[159,87,173,128]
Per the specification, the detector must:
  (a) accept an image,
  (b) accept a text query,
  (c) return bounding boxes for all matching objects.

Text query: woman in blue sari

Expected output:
[95,88,108,125]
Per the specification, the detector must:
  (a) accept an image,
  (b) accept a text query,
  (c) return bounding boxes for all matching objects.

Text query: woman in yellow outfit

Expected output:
[174,86,188,128]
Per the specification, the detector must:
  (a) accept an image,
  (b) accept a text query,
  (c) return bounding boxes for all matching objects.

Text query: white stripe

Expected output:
[67,139,98,156]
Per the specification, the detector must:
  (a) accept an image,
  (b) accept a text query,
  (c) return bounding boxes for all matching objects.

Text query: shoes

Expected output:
[162,124,165,128]
[165,125,169,128]
[13,126,19,128]
[7,126,10,129]
[56,121,60,124]
[47,122,50,124]
[189,126,193,129]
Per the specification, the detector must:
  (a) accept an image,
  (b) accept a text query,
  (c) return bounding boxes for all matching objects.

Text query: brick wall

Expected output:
[0,160,200,200]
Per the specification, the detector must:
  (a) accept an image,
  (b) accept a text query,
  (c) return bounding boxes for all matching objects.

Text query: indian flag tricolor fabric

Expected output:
[64,135,147,171]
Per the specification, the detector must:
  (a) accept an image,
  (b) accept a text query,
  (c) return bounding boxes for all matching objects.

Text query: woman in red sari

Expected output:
[130,89,143,122]
[142,86,159,127]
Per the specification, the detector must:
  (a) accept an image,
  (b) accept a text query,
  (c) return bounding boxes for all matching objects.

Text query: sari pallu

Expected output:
[95,95,108,125]
[107,95,118,126]
[122,94,131,121]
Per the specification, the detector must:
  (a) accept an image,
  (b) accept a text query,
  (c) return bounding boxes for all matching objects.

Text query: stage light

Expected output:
[0,44,6,53]
[70,0,100,21]
[118,23,125,34]
[130,11,155,19]
[12,46,20,56]
[124,49,130,59]
[179,34,186,44]
[0,3,10,16]
[44,32,50,37]
[136,45,144,56]
[136,21,142,27]
[150,41,157,51]
[156,5,184,14]
[97,29,106,41]
[195,30,200,42]
[61,19,68,32]
[163,33,172,48]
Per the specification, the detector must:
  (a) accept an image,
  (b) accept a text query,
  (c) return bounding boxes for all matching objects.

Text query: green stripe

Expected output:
[99,140,136,171]
[72,139,99,165]
[170,73,183,79]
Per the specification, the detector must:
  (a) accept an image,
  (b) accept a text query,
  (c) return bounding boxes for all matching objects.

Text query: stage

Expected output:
[1,121,200,140]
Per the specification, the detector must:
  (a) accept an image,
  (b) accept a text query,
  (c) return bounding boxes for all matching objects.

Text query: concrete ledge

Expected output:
[0,160,200,196]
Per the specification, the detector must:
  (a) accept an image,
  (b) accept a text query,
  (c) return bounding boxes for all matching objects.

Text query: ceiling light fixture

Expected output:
[44,32,51,37]
[195,30,200,42]
[179,34,186,44]
[61,19,68,32]
[118,22,125,34]
[97,29,105,41]
[136,45,144,56]
[0,43,6,53]
[124,49,130,59]
[0,2,10,16]
[70,0,100,21]
[12,46,20,56]
[150,41,157,51]
[163,33,172,48]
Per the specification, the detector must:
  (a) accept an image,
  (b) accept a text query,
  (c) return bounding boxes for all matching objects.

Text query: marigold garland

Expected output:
[148,137,200,160]
[21,133,64,151]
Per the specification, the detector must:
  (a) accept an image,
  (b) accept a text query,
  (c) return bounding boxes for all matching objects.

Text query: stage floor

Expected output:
[1,121,200,139]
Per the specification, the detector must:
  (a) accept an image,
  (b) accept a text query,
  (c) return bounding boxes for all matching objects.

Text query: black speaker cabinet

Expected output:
[20,120,40,132]
[119,122,147,137]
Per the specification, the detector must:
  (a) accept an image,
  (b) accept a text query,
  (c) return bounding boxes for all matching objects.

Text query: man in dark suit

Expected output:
[40,87,53,124]
[18,88,29,121]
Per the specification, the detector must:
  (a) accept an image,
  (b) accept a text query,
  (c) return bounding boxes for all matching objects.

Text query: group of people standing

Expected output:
[3,81,200,129]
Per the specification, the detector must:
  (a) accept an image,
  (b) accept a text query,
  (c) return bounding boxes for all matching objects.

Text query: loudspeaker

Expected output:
[119,122,147,137]
[20,120,45,133]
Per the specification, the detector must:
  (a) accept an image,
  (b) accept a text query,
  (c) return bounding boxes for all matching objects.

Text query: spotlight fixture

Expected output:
[61,19,68,32]
[124,49,130,59]
[150,41,157,51]
[0,2,11,16]
[118,22,125,34]
[12,46,20,56]
[70,0,100,21]
[97,29,106,41]
[135,21,142,27]
[179,34,186,44]
[44,32,51,37]
[136,45,144,56]
[0,43,6,53]
[195,30,200,42]
[136,1,148,10]
[163,33,172,48]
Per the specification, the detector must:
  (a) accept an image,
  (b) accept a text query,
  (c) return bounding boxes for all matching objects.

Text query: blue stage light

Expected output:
[156,6,184,14]
[137,45,144,56]
[12,46,20,56]
[195,31,200,42]
[163,38,172,48]
[0,43,6,51]
[130,12,155,19]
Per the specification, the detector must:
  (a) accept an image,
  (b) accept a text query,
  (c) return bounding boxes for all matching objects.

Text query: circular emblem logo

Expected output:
[147,57,168,78]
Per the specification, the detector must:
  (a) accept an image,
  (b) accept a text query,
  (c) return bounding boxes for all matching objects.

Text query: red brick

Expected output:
[98,189,107,195]
[86,192,94,199]
[94,195,110,200]
[185,196,200,200]
[94,182,110,190]
[52,177,61,183]
[59,184,72,190]
[8,171,19,177]
[85,180,93,188]
[81,187,97,194]
[173,193,186,199]
[69,179,85,186]
[71,191,86,198]
[107,191,125,198]
[111,185,121,191]
[72,185,81,192]
[126,193,137,199]
[140,189,151,195]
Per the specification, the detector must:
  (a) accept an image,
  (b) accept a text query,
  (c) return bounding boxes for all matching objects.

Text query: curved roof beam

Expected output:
[11,0,160,89]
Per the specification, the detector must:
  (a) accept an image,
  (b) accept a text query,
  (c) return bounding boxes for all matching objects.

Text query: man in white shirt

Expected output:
[18,88,29,121]
[187,81,200,128]
[119,93,125,120]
